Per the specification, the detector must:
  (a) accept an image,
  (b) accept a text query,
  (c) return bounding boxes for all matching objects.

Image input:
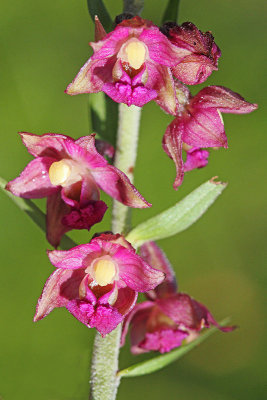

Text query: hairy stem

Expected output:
[112,104,141,234]
[89,104,142,400]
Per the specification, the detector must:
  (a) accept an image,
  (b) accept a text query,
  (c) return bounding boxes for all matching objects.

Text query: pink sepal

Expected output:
[157,293,236,332]
[162,120,184,190]
[20,132,69,158]
[34,268,85,321]
[192,86,258,114]
[91,165,151,208]
[46,192,70,248]
[140,329,188,354]
[6,157,58,198]
[140,241,177,299]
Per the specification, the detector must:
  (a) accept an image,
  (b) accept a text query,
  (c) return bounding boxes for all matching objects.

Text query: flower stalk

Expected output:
[90,104,142,399]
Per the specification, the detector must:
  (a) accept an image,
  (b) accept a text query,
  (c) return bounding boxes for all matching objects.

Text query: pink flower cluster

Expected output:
[6,14,256,350]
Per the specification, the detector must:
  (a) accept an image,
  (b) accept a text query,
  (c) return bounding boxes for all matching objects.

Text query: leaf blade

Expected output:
[0,177,76,250]
[126,178,227,247]
[162,0,181,24]
[118,319,230,378]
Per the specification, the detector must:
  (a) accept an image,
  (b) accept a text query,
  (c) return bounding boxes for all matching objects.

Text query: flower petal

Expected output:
[148,63,176,115]
[19,132,69,158]
[6,157,58,198]
[114,287,138,316]
[162,119,184,189]
[91,165,151,208]
[64,136,107,169]
[114,247,165,292]
[48,242,101,269]
[184,147,209,172]
[192,86,258,114]
[183,108,228,148]
[140,328,188,354]
[172,54,217,85]
[34,268,84,321]
[140,241,177,299]
[62,201,107,231]
[46,192,71,248]
[88,304,124,336]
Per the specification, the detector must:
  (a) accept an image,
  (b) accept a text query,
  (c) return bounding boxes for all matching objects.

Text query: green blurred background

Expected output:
[0,1,266,399]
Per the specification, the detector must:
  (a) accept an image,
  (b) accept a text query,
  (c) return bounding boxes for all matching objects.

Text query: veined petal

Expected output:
[150,64,176,115]
[192,86,258,114]
[140,241,177,299]
[184,148,209,172]
[20,132,69,158]
[183,108,228,148]
[46,192,71,247]
[91,165,151,208]
[114,287,138,316]
[140,28,183,66]
[64,135,107,169]
[34,268,84,321]
[48,242,101,269]
[6,157,58,198]
[114,247,165,292]
[162,119,184,189]
[172,54,217,85]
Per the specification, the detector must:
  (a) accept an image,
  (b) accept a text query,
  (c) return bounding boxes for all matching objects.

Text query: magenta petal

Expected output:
[34,268,84,321]
[114,247,165,292]
[103,81,157,107]
[66,300,95,326]
[183,108,228,148]
[62,201,107,231]
[172,55,217,85]
[141,329,188,354]
[91,165,151,208]
[48,242,101,269]
[89,305,124,336]
[46,192,71,248]
[162,119,185,189]
[20,132,68,158]
[114,287,138,316]
[6,157,58,198]
[192,86,258,114]
[64,136,107,169]
[140,241,177,299]
[140,28,181,66]
[184,148,209,172]
[121,301,154,351]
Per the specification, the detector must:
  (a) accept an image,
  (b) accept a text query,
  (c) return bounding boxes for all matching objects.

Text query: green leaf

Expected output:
[162,0,180,24]
[118,319,230,378]
[87,0,113,32]
[89,92,118,146]
[126,178,227,247]
[0,177,76,250]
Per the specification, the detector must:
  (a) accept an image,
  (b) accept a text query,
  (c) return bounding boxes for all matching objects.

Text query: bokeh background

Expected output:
[0,1,266,399]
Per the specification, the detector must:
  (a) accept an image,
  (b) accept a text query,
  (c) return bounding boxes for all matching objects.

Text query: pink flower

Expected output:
[122,241,235,354]
[34,234,165,336]
[65,16,186,114]
[6,133,150,247]
[161,21,221,85]
[163,84,258,189]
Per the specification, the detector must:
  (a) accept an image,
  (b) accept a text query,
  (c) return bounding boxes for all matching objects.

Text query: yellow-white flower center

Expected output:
[93,258,117,287]
[49,160,72,186]
[125,40,146,70]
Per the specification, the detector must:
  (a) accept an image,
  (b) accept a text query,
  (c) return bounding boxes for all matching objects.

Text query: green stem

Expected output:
[89,104,142,400]
[123,0,144,15]
[112,104,141,234]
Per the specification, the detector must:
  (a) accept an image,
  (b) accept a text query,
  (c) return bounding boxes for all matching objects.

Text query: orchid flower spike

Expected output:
[162,83,257,189]
[6,133,150,247]
[34,234,165,336]
[66,16,188,114]
[122,241,236,354]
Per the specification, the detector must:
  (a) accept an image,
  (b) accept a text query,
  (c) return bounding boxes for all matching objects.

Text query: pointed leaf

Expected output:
[118,319,230,377]
[89,92,118,147]
[0,177,76,250]
[126,178,227,247]
[87,0,113,32]
[162,0,181,24]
